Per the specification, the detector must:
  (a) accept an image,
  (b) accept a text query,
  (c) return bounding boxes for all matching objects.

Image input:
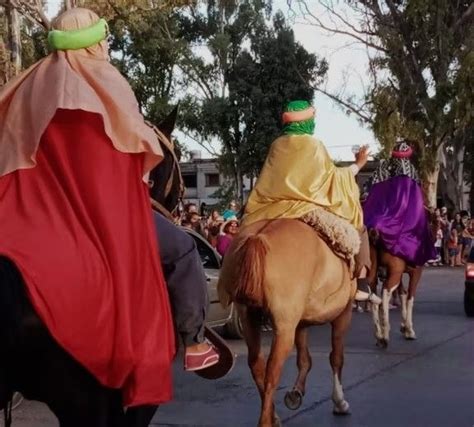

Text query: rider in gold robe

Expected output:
[243,100,381,304]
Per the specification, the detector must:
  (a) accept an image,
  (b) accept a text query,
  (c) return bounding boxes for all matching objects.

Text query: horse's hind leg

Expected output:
[0,350,12,412]
[284,327,311,411]
[330,300,352,415]
[399,280,408,334]
[403,268,422,340]
[377,269,402,348]
[240,305,280,426]
[260,323,296,427]
[240,306,266,399]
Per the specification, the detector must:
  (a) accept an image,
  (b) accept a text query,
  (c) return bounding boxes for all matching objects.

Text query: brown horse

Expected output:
[367,231,423,348]
[218,219,356,427]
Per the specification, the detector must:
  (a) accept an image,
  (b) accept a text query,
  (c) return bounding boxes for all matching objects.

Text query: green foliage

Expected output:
[179,3,327,194]
[362,0,473,185]
[21,26,48,69]
[208,179,236,211]
[0,7,48,83]
[3,0,327,204]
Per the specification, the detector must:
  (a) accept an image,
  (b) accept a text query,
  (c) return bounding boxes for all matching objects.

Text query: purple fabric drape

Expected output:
[363,175,436,266]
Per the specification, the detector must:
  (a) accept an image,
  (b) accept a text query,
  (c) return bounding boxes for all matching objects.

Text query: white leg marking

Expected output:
[372,302,383,340]
[404,297,416,339]
[381,286,398,341]
[400,293,408,331]
[332,373,350,414]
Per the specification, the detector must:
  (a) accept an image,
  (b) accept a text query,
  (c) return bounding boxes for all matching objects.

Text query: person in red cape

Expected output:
[0,8,186,407]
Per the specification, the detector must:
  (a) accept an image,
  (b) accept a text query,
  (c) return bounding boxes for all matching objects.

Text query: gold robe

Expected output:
[243,134,363,229]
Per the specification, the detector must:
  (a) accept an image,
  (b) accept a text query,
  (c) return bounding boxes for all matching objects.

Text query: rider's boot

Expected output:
[355,278,381,305]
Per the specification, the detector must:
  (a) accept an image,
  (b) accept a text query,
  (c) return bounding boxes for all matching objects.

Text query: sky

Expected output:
[45,0,377,160]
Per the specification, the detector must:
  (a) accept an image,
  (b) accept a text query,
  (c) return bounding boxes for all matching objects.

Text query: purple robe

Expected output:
[363,175,436,266]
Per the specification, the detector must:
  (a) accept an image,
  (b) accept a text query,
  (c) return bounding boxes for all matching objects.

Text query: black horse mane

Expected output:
[147,107,183,215]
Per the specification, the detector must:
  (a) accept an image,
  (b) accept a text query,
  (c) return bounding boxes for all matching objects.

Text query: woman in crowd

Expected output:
[216,219,240,257]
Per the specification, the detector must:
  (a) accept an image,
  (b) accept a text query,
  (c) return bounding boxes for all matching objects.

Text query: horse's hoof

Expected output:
[284,388,304,410]
[333,400,351,416]
[376,338,388,349]
[404,331,417,340]
[272,414,282,427]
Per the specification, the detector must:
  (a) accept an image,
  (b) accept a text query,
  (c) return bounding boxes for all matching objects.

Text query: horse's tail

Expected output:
[232,234,268,307]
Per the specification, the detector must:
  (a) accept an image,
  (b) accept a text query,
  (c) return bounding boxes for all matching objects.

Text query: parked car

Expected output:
[465,247,474,317]
[182,227,243,338]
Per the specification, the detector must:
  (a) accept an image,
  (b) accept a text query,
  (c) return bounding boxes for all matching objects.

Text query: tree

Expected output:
[179,1,327,201]
[288,0,474,209]
[0,0,49,83]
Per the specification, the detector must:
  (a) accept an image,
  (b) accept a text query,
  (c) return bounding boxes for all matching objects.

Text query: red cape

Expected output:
[0,109,175,406]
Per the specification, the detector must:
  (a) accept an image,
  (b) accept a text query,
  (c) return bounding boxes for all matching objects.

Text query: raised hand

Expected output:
[355,145,370,169]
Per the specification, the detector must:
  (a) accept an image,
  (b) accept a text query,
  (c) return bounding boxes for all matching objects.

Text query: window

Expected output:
[205,173,220,187]
[183,173,197,188]
[187,232,221,269]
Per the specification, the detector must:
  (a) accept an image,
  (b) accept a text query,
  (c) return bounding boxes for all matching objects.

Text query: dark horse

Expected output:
[0,108,182,427]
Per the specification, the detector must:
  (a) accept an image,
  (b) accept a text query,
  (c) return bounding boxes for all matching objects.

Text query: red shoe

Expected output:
[184,344,220,372]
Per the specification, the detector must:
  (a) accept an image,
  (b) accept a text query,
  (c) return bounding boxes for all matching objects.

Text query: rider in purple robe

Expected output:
[363,142,436,266]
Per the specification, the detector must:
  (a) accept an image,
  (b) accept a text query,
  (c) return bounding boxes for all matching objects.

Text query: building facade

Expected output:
[180,152,471,213]
[179,155,378,206]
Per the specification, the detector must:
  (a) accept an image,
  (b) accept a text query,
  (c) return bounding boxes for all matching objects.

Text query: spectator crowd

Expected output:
[172,200,473,267]
[173,201,242,257]
[429,208,474,267]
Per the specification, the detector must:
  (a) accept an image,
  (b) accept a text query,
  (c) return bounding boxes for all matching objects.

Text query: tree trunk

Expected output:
[234,168,243,205]
[238,172,244,205]
[0,35,10,85]
[423,164,440,210]
[455,145,466,211]
[6,3,21,78]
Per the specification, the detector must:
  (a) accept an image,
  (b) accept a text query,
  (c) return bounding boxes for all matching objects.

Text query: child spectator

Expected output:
[434,227,443,266]
[448,228,458,267]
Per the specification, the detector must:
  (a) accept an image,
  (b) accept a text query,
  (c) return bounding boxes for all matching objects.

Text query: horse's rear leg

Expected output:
[376,270,402,348]
[240,305,280,426]
[240,306,266,398]
[284,327,311,411]
[330,301,352,415]
[402,268,422,340]
[260,324,295,427]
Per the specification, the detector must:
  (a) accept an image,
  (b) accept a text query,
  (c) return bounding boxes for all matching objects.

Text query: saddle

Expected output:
[300,207,361,271]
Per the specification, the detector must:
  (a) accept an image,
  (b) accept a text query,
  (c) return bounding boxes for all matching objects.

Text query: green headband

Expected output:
[282,100,315,136]
[48,18,108,51]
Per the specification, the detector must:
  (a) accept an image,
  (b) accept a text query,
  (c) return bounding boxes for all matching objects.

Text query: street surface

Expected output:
[3,267,473,427]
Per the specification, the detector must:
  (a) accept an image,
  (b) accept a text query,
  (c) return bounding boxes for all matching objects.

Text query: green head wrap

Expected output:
[48,18,108,51]
[282,100,315,135]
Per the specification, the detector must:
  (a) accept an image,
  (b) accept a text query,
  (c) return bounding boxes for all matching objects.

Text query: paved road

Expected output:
[3,267,473,427]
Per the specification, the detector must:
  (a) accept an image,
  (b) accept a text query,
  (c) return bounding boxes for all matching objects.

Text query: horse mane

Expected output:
[146,122,184,216]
